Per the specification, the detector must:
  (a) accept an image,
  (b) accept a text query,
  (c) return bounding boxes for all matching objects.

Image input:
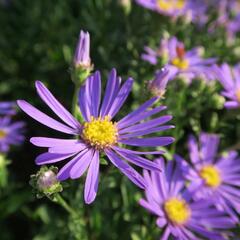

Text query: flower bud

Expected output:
[73,30,91,70]
[30,166,62,198]
[37,170,58,190]
[119,0,131,14]
[148,68,170,98]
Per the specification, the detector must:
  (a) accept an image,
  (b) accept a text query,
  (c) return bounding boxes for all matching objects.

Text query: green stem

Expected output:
[54,193,76,216]
[72,85,80,118]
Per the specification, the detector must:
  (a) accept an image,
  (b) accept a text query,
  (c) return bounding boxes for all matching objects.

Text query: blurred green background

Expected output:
[0,0,240,239]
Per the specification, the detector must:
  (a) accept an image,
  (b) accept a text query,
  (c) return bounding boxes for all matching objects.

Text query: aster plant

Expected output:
[139,158,235,240]
[176,133,240,222]
[17,69,174,204]
[214,63,240,109]
[142,36,216,83]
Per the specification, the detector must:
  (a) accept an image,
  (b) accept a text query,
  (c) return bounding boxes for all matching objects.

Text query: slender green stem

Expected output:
[54,193,76,216]
[72,86,80,118]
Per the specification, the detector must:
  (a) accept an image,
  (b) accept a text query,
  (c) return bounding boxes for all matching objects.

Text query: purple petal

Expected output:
[106,77,133,119]
[48,143,87,154]
[30,137,80,147]
[35,81,81,129]
[119,115,172,134]
[200,133,219,162]
[57,150,88,181]
[119,137,174,147]
[112,146,164,155]
[119,125,174,139]
[118,105,166,130]
[114,149,161,171]
[70,149,94,179]
[156,217,167,228]
[188,135,200,165]
[105,149,146,189]
[35,152,76,165]
[84,151,100,204]
[17,100,77,134]
[139,199,162,216]
[100,69,120,117]
[117,97,157,129]
[78,85,91,121]
[91,71,101,117]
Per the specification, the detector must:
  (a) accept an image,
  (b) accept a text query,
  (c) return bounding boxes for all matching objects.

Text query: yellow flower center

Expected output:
[164,198,191,225]
[158,0,185,11]
[199,165,221,188]
[0,130,7,139]
[172,57,189,70]
[236,89,240,103]
[82,116,118,149]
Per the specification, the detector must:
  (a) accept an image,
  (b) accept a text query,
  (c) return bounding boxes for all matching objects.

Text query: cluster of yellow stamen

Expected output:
[158,0,185,11]
[82,116,118,149]
[236,89,240,103]
[172,57,189,70]
[0,130,7,139]
[199,165,221,188]
[164,197,191,225]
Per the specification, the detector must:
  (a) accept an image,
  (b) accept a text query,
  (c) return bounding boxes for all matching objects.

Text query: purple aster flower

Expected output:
[0,116,25,153]
[0,101,16,115]
[139,158,235,240]
[17,69,174,204]
[135,0,208,23]
[176,133,240,223]
[73,30,91,69]
[148,68,171,98]
[142,36,216,83]
[214,63,240,109]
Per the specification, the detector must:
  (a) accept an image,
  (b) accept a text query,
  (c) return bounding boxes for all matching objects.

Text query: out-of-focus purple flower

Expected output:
[0,117,25,153]
[142,36,216,83]
[214,63,240,109]
[140,158,235,240]
[73,30,91,69]
[148,68,171,98]
[0,102,16,115]
[17,69,174,204]
[142,37,169,65]
[208,0,240,43]
[135,0,208,23]
[177,133,240,222]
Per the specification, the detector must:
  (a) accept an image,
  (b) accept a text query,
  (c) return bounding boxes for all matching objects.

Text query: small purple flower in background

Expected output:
[139,158,235,240]
[142,37,169,65]
[73,30,91,69]
[208,0,240,43]
[142,36,216,83]
[214,63,240,109]
[17,69,174,204]
[176,133,240,222]
[135,0,208,23]
[148,68,171,98]
[0,117,25,153]
[135,0,186,18]
[0,102,16,115]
